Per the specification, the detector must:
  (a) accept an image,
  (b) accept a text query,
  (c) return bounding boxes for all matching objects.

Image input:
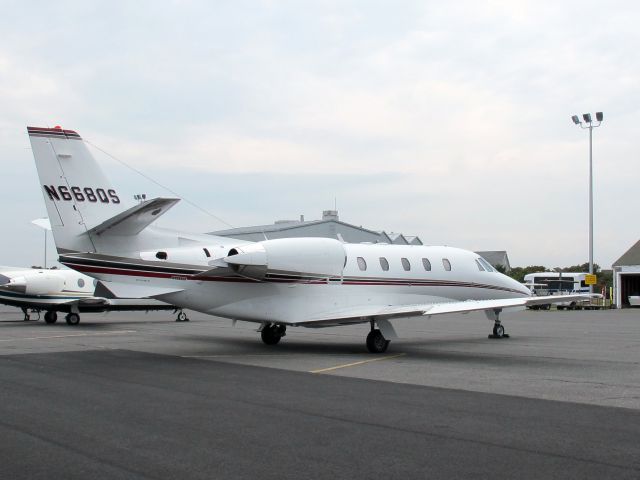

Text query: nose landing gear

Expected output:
[487,309,510,339]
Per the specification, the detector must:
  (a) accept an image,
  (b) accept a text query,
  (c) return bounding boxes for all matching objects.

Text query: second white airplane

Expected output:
[27,126,586,352]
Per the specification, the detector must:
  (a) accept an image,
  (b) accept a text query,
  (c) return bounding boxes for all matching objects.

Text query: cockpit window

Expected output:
[442,258,451,271]
[476,259,485,271]
[478,257,495,272]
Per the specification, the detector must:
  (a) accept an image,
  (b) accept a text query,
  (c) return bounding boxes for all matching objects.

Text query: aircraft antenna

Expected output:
[84,139,235,228]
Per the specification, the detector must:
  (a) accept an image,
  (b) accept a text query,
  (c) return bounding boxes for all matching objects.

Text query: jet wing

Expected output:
[86,197,180,236]
[293,294,591,327]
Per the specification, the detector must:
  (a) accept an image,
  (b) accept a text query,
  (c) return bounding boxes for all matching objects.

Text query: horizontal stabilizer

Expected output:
[95,280,184,299]
[86,197,180,236]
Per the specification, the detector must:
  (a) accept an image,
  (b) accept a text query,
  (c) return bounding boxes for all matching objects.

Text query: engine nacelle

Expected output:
[224,238,346,281]
[6,272,66,295]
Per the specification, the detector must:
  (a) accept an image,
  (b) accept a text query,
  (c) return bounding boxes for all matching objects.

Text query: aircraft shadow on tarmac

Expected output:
[173,334,580,369]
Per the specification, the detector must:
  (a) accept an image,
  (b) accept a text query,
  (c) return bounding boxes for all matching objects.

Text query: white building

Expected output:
[612,239,640,308]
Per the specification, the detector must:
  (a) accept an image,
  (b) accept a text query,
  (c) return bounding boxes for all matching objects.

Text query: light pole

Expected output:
[571,112,603,293]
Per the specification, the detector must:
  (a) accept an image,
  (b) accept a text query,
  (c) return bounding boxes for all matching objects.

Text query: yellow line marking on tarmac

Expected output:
[310,353,406,374]
[0,330,137,342]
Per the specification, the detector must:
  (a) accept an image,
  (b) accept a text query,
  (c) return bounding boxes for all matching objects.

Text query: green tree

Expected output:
[506,265,547,283]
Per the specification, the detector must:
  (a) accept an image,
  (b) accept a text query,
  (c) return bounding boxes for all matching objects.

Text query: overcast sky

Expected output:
[1,0,638,270]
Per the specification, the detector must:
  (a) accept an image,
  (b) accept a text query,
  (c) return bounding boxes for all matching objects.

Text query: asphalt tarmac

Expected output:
[1,307,639,479]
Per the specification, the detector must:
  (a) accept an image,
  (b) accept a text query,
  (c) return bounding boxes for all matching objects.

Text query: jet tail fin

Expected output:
[28,126,129,253]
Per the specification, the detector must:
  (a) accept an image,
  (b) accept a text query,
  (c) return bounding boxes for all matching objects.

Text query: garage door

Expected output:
[620,274,640,307]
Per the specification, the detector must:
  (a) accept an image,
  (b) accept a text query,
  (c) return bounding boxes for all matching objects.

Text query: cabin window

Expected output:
[442,258,451,271]
[357,257,367,271]
[422,258,431,271]
[476,259,485,271]
[156,251,168,260]
[379,257,389,271]
[401,258,411,271]
[77,278,85,288]
[203,248,211,258]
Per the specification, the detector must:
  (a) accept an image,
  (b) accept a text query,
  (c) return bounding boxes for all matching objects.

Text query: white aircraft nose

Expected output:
[510,277,532,296]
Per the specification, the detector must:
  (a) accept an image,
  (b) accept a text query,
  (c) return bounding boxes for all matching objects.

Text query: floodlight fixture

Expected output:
[571,115,580,124]
[596,111,603,122]
[583,113,592,123]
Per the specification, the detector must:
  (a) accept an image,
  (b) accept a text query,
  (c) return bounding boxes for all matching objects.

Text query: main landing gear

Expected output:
[175,310,189,322]
[487,309,509,339]
[260,323,287,345]
[65,313,80,325]
[44,311,58,324]
[366,321,390,353]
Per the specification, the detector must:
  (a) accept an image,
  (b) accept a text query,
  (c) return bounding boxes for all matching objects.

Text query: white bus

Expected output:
[523,272,590,310]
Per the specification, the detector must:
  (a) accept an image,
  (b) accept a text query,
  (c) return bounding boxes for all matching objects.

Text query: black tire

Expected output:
[66,313,80,326]
[366,329,390,353]
[493,324,505,338]
[177,311,188,322]
[44,311,58,324]
[261,325,283,345]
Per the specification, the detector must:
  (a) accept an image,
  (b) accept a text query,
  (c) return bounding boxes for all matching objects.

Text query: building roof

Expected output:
[475,251,511,271]
[613,239,640,267]
[209,210,423,245]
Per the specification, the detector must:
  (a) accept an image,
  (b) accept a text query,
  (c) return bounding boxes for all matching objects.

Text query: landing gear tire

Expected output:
[44,311,58,324]
[65,313,80,326]
[489,322,509,339]
[366,329,390,353]
[493,324,504,337]
[176,311,189,322]
[261,324,286,345]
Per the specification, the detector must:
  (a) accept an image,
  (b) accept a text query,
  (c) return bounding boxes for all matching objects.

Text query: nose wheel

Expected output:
[488,321,509,339]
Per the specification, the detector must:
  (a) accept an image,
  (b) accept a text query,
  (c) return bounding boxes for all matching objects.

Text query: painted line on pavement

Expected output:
[310,353,406,373]
[0,330,137,342]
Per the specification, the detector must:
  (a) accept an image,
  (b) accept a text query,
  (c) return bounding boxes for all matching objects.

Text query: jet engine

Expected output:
[4,272,66,295]
[224,237,346,281]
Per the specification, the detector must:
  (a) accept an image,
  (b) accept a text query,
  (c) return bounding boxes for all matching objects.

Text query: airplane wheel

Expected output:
[493,324,505,338]
[261,324,285,345]
[44,311,58,324]
[176,311,189,322]
[65,313,80,326]
[366,329,389,353]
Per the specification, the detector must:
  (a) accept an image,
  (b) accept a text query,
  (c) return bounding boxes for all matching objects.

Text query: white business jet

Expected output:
[0,266,182,324]
[27,126,585,352]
